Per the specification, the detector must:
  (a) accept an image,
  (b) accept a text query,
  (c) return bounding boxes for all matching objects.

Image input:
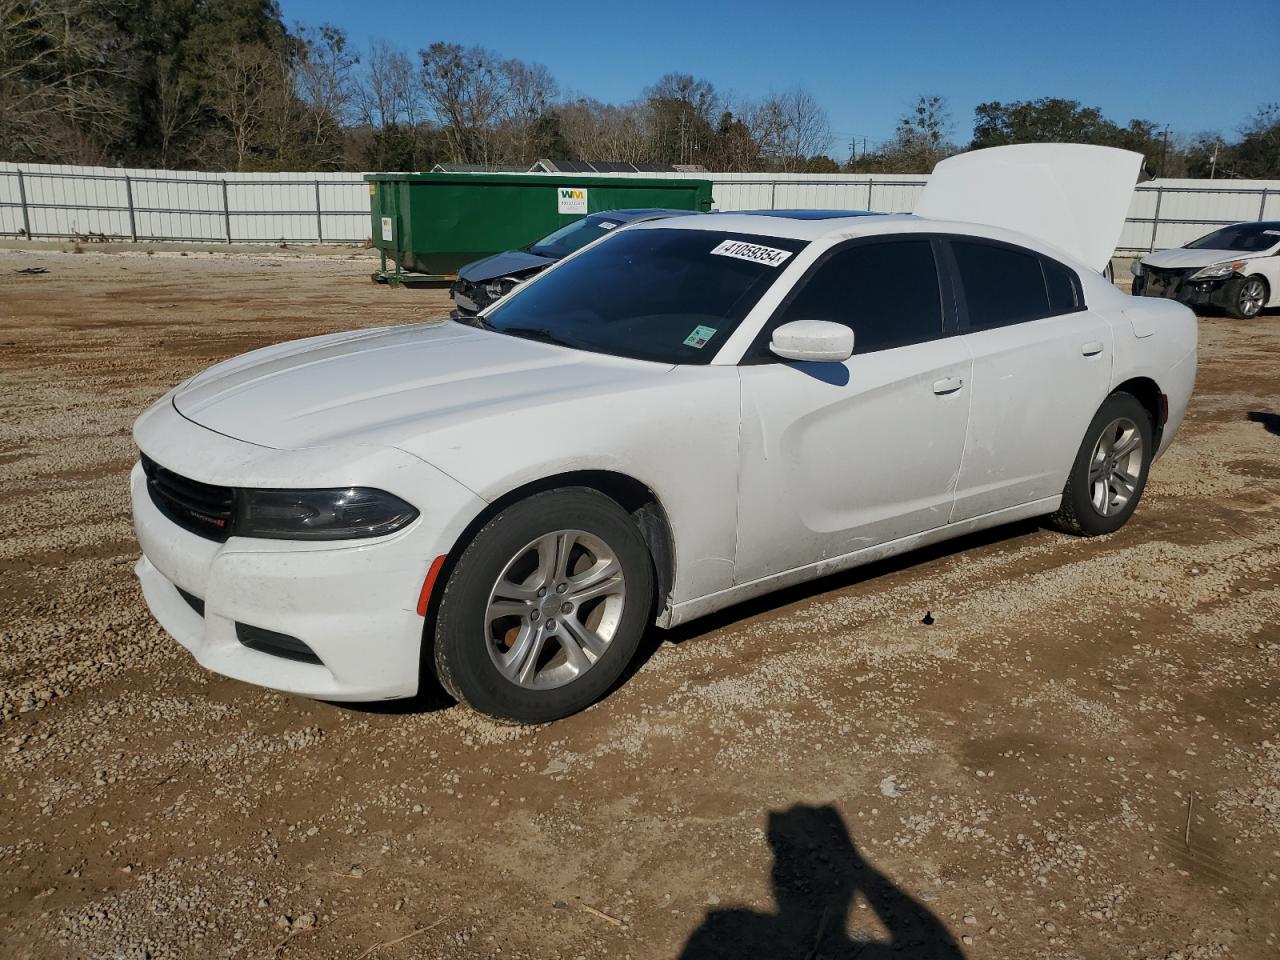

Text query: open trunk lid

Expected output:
[914,143,1143,272]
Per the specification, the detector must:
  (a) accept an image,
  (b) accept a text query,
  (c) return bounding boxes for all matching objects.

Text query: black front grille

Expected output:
[1143,266,1196,297]
[141,454,235,542]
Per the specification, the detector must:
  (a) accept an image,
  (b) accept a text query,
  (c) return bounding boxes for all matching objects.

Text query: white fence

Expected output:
[2,161,1278,255]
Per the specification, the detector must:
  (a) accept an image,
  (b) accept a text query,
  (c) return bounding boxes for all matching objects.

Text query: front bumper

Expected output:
[131,408,485,702]
[448,280,487,317]
[1133,272,1236,313]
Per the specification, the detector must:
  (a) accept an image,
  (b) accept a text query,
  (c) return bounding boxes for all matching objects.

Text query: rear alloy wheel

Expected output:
[1225,275,1267,320]
[1049,392,1154,536]
[432,488,653,723]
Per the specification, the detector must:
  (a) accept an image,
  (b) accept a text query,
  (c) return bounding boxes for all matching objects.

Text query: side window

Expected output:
[773,239,943,355]
[1042,258,1079,313]
[951,240,1051,330]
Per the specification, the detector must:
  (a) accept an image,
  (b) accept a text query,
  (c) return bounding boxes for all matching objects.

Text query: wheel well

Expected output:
[1113,376,1164,445]
[425,470,675,633]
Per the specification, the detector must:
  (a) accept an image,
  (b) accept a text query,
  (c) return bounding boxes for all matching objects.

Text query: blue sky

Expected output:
[280,0,1276,156]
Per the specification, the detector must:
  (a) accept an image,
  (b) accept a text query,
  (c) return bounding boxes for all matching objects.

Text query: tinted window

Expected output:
[484,228,806,365]
[527,215,624,259]
[952,241,1053,330]
[1185,223,1280,253]
[1043,259,1079,312]
[772,239,943,354]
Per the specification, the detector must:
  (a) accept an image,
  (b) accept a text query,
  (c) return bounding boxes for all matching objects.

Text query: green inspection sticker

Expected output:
[683,324,717,348]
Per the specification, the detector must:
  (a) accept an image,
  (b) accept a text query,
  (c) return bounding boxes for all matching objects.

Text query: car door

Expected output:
[733,236,973,586]
[944,237,1113,521]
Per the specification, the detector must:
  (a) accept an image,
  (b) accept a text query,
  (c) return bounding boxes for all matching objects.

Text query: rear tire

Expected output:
[1224,275,1267,319]
[432,488,654,723]
[1049,392,1154,537]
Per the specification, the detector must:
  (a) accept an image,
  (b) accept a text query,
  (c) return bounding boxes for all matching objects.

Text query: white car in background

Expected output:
[1132,221,1280,319]
[131,144,1197,723]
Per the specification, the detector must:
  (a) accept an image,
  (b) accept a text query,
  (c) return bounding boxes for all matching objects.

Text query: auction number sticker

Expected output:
[557,187,588,214]
[710,239,792,267]
[380,216,393,241]
[683,324,717,348]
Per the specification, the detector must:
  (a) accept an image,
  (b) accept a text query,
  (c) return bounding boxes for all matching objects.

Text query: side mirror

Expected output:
[769,319,854,363]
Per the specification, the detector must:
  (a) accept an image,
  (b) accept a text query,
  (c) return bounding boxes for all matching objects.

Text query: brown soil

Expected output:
[1,247,1278,960]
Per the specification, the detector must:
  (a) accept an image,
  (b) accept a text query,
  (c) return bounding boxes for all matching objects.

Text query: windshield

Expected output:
[1185,223,1280,253]
[528,215,628,259]
[484,228,808,364]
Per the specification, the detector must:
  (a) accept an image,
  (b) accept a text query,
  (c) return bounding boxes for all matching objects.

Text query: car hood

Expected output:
[1141,247,1257,269]
[457,249,556,284]
[172,321,669,450]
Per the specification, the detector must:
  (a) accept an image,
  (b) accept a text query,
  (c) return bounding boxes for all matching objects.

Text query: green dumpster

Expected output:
[365,172,714,283]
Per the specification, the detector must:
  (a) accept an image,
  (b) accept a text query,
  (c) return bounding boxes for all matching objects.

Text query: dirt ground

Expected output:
[1,246,1278,960]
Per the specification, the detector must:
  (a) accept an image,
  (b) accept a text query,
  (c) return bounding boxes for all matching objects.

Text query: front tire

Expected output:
[1049,392,1154,536]
[432,488,654,723]
[1224,275,1267,319]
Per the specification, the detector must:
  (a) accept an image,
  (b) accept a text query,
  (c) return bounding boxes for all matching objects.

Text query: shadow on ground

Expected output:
[1247,410,1280,437]
[679,804,965,959]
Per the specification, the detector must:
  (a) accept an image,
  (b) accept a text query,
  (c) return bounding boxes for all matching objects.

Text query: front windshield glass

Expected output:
[484,228,808,364]
[527,216,625,259]
[1185,224,1280,253]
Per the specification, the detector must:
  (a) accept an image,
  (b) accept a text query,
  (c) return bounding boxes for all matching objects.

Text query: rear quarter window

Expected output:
[951,239,1081,329]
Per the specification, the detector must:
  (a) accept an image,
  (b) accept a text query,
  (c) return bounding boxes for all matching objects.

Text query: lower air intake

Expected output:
[234,622,323,665]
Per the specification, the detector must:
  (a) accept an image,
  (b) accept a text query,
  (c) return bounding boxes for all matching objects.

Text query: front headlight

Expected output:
[1189,260,1246,281]
[235,487,418,540]
[1130,259,1143,277]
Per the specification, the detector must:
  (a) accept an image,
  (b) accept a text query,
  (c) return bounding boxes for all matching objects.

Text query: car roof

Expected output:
[630,210,1098,270]
[589,208,698,222]
[1218,220,1280,231]
[635,211,918,241]
[725,208,883,220]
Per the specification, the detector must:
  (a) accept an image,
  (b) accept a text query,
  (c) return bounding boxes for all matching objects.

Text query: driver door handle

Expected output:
[932,376,964,395]
[1081,341,1104,356]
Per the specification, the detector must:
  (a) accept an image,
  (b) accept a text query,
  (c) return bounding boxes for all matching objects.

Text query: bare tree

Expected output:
[643,72,721,164]
[294,23,358,164]
[496,58,556,162]
[555,97,650,164]
[154,55,199,167]
[418,42,511,164]
[756,88,831,171]
[0,0,134,163]
[204,43,280,170]
[877,94,954,173]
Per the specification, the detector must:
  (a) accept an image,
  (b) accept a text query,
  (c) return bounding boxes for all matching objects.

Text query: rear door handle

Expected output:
[932,376,964,395]
[1082,341,1104,356]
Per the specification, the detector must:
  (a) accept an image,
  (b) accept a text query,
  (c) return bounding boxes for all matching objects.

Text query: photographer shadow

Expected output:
[679,804,965,960]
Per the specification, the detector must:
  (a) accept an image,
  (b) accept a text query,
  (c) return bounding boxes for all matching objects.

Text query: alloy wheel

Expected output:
[1088,417,1144,517]
[1239,279,1265,318]
[484,530,626,690]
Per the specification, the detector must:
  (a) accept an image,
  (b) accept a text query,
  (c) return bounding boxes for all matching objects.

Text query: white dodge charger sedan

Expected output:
[132,145,1197,723]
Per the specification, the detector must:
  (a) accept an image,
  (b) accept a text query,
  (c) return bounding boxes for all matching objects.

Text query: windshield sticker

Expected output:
[683,325,717,348]
[1265,229,1280,236]
[710,239,793,267]
[596,221,618,230]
